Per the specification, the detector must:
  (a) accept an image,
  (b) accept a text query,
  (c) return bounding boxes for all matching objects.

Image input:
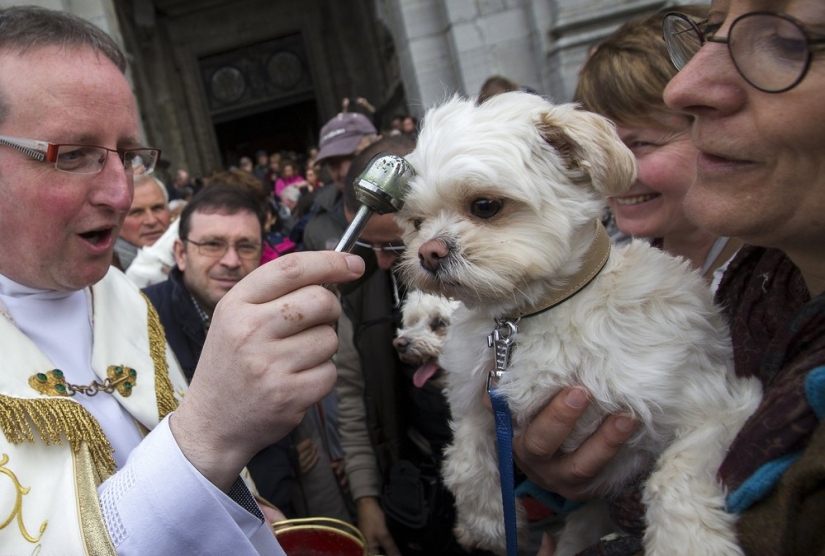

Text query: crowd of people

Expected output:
[0,1,822,555]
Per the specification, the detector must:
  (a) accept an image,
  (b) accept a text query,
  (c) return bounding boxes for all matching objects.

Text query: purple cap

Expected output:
[316,112,377,164]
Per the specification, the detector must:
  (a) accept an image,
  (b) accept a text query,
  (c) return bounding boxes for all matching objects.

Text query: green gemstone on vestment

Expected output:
[129,369,137,378]
[36,373,47,382]
[124,382,132,390]
[55,383,66,393]
[114,366,123,375]
[52,369,63,379]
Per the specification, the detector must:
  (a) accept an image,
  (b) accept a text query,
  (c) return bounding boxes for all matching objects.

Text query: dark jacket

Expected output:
[143,266,204,382]
[143,268,296,513]
[339,255,475,555]
[340,259,408,474]
[300,183,348,252]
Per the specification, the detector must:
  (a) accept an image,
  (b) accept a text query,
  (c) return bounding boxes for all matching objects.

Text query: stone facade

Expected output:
[379,0,702,109]
[2,0,704,179]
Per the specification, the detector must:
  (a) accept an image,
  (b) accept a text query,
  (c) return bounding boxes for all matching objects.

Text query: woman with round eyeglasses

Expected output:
[658,4,825,553]
[527,2,825,555]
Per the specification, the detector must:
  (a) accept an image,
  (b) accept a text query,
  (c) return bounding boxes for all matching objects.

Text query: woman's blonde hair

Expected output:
[574,5,709,129]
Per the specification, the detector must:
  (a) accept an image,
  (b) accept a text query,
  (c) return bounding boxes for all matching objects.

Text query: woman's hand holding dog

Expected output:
[512,387,638,501]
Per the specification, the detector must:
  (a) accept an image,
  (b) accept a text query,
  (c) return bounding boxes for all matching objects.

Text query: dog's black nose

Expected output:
[419,238,449,273]
[393,337,409,352]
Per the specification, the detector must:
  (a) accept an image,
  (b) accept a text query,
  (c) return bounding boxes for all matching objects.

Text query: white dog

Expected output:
[393,290,460,390]
[394,92,762,556]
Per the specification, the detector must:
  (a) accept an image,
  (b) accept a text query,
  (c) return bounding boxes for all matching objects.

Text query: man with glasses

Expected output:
[143,185,296,517]
[0,6,362,554]
[335,136,412,556]
[143,185,265,381]
[336,135,485,556]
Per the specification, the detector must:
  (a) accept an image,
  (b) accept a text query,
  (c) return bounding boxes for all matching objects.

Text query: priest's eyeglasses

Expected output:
[185,239,262,260]
[354,239,406,255]
[0,135,160,175]
[663,11,825,93]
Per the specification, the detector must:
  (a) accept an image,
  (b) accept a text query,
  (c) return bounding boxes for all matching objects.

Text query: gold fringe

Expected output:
[0,396,116,480]
[142,292,179,420]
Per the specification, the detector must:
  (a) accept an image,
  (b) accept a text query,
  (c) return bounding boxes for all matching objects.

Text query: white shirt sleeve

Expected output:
[98,414,286,555]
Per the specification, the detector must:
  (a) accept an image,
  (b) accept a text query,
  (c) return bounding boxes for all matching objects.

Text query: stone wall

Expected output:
[377,0,705,114]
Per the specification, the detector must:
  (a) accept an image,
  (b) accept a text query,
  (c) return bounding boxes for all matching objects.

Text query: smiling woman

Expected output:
[575,4,741,288]
[523,2,825,556]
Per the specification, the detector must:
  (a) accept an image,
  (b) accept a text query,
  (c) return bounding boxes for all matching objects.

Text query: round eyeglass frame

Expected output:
[663,11,825,94]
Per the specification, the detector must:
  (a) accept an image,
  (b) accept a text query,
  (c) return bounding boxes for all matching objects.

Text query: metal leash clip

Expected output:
[486,318,519,392]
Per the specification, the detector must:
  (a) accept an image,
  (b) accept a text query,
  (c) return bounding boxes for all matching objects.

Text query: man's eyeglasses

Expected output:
[0,135,161,175]
[185,239,262,260]
[663,11,825,93]
[354,239,406,255]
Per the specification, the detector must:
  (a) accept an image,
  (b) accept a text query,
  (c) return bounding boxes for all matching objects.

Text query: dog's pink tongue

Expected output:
[413,362,439,388]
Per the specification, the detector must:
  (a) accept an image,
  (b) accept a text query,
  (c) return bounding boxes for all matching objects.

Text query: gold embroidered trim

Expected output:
[74,444,117,555]
[143,292,178,419]
[0,396,116,479]
[0,453,47,543]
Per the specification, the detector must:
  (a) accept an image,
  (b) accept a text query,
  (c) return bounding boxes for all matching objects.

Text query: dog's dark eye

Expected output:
[431,318,449,332]
[471,198,502,219]
[413,218,423,231]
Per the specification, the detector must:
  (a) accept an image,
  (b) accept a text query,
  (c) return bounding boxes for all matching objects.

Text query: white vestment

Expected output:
[0,268,285,555]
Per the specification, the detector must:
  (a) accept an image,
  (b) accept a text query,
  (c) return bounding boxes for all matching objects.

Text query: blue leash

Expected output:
[481,225,611,556]
[490,386,519,556]
[487,318,520,556]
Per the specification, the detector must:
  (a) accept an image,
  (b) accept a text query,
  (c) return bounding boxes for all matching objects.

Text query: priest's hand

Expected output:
[171,251,364,491]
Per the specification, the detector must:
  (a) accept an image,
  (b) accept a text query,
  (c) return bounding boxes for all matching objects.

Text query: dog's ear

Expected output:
[538,104,636,197]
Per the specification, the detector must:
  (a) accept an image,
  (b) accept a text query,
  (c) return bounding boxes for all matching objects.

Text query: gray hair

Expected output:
[280,185,302,204]
[135,174,169,204]
[0,6,127,124]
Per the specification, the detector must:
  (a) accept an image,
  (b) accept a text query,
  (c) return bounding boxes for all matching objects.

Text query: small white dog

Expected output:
[394,92,762,556]
[393,290,460,390]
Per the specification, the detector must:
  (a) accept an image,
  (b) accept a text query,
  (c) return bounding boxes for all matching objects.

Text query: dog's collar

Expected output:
[508,220,611,321]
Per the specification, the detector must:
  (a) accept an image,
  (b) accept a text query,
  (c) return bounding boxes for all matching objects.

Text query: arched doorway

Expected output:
[201,32,318,169]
